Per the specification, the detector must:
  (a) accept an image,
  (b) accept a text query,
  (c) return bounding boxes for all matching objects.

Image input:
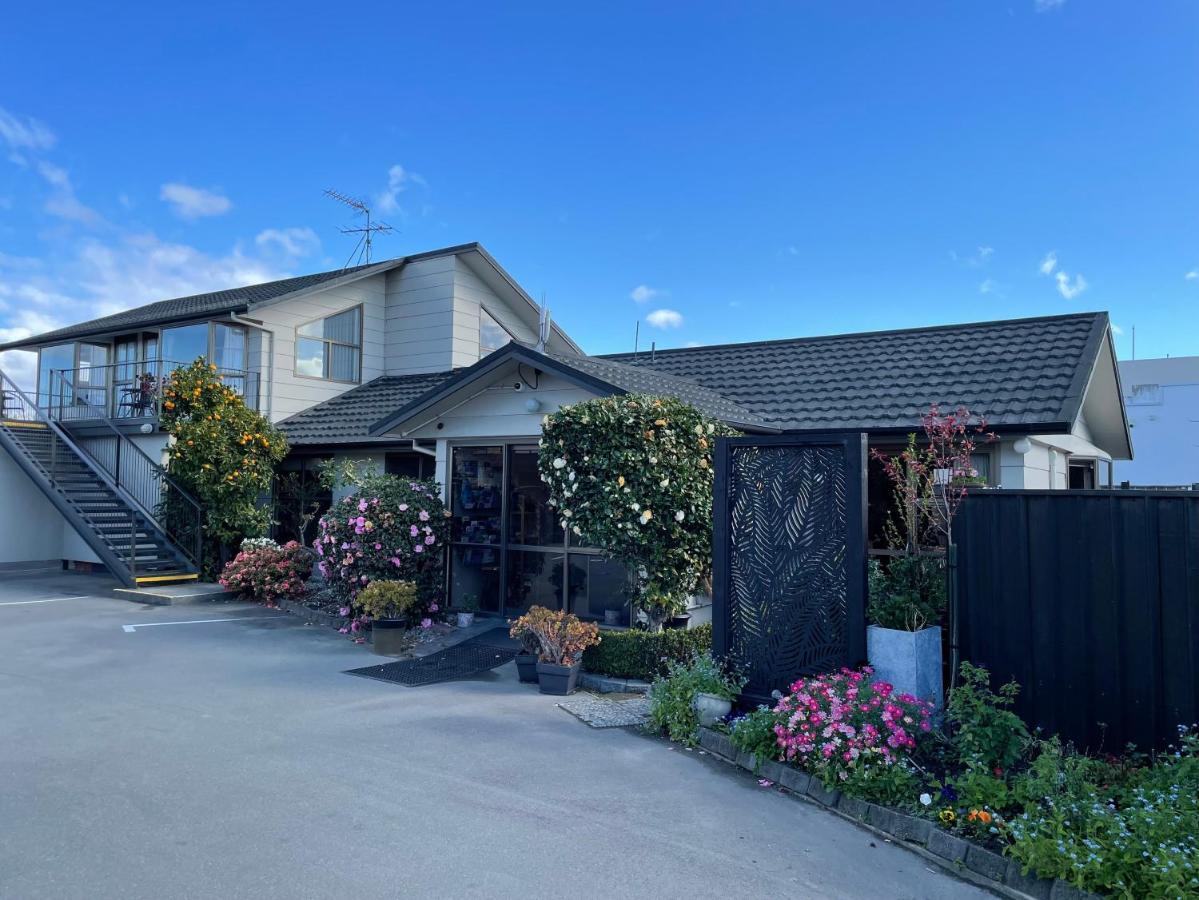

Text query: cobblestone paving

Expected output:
[557,692,651,727]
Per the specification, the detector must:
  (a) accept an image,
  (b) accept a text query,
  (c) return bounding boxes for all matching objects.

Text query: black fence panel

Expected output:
[712,433,867,706]
[957,490,1199,751]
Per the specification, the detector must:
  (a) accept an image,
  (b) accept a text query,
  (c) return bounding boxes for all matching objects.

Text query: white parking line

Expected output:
[121,615,283,633]
[0,595,91,607]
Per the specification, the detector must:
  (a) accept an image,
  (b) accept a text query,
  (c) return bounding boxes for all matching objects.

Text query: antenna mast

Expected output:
[324,189,394,268]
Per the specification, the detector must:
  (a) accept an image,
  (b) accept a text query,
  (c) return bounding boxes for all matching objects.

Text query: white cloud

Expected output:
[255,227,320,258]
[1039,251,1058,275]
[1111,324,1125,336]
[160,182,232,219]
[375,164,427,216]
[630,284,666,304]
[1054,271,1088,299]
[1035,0,1066,10]
[646,308,683,329]
[1186,269,1198,281]
[951,246,994,267]
[979,279,998,295]
[35,161,101,225]
[0,107,56,155]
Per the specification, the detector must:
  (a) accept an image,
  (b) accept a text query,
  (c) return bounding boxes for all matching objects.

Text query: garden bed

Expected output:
[696,727,1097,900]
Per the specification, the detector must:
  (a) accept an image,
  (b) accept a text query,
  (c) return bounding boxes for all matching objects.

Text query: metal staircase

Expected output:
[0,368,201,587]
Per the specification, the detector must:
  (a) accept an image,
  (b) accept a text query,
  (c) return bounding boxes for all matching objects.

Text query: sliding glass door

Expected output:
[449,443,630,622]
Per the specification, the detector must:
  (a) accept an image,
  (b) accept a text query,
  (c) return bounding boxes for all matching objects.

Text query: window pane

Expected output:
[450,446,503,544]
[969,453,990,482]
[568,554,630,625]
[162,324,209,368]
[480,307,512,356]
[38,344,75,404]
[451,546,501,614]
[322,307,360,343]
[507,549,564,615]
[295,338,326,378]
[328,344,359,382]
[508,445,562,547]
[212,323,246,371]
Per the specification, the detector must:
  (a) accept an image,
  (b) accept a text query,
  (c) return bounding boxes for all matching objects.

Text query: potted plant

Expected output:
[355,579,420,657]
[456,592,479,629]
[508,608,548,684]
[865,555,945,708]
[690,654,745,727]
[522,606,601,695]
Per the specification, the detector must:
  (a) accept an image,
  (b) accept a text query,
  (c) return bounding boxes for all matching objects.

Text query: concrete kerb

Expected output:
[695,727,1099,900]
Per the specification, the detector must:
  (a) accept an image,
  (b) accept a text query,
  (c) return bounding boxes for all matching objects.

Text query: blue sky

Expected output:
[1,1,1196,385]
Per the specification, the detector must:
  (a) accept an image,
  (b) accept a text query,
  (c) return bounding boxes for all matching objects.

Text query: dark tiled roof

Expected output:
[602,312,1109,432]
[278,372,456,446]
[0,261,394,351]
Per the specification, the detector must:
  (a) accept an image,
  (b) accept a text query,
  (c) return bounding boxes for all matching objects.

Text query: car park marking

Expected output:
[121,615,283,633]
[0,595,91,606]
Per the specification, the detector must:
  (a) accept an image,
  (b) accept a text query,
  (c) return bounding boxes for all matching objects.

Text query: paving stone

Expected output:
[837,794,869,821]
[776,767,810,795]
[1004,861,1053,900]
[556,693,650,728]
[965,844,1008,882]
[806,778,841,807]
[926,829,969,863]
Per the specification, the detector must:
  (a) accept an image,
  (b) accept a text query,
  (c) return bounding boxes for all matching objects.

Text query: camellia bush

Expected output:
[219,539,315,607]
[160,359,288,571]
[313,473,450,618]
[537,394,737,628]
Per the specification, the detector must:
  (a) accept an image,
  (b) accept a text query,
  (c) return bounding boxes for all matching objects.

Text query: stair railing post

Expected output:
[114,435,122,492]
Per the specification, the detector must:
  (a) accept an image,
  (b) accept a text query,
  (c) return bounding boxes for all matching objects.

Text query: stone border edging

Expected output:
[697,728,1100,900]
[579,672,650,694]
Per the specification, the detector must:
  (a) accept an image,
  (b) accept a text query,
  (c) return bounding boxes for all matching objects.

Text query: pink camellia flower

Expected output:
[419,510,430,521]
[356,516,366,527]
[390,557,402,567]
[413,544,424,554]
[338,627,349,634]
[409,525,419,537]
[357,499,368,512]
[429,602,439,612]
[420,618,432,629]
[349,620,360,633]
[424,535,436,545]
[374,543,382,550]
[398,503,409,512]
[338,607,350,617]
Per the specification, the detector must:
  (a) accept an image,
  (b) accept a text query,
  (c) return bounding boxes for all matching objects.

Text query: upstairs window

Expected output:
[296,306,362,383]
[479,307,513,357]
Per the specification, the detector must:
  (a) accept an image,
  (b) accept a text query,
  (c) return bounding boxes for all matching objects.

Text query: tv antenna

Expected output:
[324,189,394,268]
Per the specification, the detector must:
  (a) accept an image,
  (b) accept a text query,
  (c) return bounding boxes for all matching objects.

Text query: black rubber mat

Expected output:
[344,629,518,687]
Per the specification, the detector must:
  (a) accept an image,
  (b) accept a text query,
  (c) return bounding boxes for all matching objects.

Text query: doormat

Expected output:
[557,692,651,728]
[344,632,518,687]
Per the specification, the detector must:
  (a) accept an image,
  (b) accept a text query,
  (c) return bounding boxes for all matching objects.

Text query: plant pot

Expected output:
[514,652,540,684]
[693,691,733,727]
[456,611,476,628]
[371,618,408,657]
[665,613,692,630]
[867,624,943,710]
[536,660,581,695]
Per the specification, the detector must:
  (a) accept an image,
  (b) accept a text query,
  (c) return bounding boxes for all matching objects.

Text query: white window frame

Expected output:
[294,305,363,384]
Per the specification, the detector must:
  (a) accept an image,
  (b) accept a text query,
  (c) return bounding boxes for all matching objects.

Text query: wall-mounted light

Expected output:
[139,423,154,434]
[524,397,542,413]
[1013,438,1032,455]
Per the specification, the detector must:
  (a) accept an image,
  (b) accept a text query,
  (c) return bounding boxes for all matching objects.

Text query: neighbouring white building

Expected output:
[0,242,1133,615]
[1117,356,1199,487]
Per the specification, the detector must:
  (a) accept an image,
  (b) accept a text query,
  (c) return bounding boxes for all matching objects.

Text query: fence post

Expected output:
[947,541,959,690]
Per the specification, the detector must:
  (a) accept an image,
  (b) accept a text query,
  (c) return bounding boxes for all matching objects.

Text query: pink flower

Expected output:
[424,535,436,545]
[420,618,432,628]
[429,602,439,612]
[410,525,419,537]
[357,499,368,512]
[338,607,350,617]
[419,510,430,521]
[414,544,424,554]
[398,503,409,512]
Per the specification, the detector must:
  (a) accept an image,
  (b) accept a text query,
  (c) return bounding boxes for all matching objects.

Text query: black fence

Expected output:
[712,433,867,706]
[956,490,1199,751]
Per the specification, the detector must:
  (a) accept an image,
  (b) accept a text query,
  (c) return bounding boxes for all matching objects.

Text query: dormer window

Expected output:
[296,306,362,383]
[480,307,513,357]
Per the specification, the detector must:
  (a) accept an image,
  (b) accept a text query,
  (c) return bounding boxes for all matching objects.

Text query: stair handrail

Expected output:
[4,367,203,569]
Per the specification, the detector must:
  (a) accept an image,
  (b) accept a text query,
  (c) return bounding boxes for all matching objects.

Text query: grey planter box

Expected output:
[867,624,943,710]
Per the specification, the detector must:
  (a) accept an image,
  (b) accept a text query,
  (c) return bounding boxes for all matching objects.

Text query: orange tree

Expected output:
[160,359,288,570]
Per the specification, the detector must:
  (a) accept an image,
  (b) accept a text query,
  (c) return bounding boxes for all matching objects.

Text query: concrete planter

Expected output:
[693,692,732,727]
[867,624,943,710]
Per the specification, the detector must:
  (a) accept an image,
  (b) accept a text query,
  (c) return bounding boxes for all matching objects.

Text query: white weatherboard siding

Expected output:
[253,274,387,423]
[1118,356,1199,486]
[0,450,66,567]
[383,257,459,375]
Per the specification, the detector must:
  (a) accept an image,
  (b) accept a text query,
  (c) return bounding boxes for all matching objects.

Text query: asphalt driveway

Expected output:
[0,572,992,899]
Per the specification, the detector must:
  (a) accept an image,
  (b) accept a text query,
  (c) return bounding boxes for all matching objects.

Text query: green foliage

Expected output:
[952,767,1012,814]
[648,653,745,746]
[867,553,946,631]
[161,359,288,571]
[840,761,924,808]
[580,623,712,680]
[726,706,784,761]
[538,395,738,626]
[946,662,1030,772]
[355,579,420,623]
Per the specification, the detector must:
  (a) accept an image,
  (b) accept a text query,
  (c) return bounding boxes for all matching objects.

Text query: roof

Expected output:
[601,312,1114,433]
[367,344,775,437]
[277,371,456,446]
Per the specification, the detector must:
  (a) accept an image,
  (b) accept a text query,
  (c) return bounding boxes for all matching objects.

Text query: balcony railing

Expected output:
[44,359,260,423]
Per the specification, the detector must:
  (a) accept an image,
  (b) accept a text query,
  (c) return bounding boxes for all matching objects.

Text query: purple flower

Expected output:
[357,499,368,512]
[356,516,365,527]
[398,503,409,512]
[338,606,350,617]
[940,784,958,802]
[419,510,430,521]
[414,544,424,554]
[390,557,402,567]
[424,535,436,545]
[409,525,419,537]
[429,602,439,612]
[420,618,432,629]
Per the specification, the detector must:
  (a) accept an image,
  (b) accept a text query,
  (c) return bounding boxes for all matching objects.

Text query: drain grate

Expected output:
[345,633,518,687]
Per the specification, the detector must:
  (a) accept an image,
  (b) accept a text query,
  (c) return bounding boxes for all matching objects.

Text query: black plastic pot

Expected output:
[371,618,407,657]
[514,652,540,684]
[665,613,692,630]
[536,660,581,695]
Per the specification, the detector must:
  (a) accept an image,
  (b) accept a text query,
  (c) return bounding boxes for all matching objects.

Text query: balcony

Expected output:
[38,359,260,426]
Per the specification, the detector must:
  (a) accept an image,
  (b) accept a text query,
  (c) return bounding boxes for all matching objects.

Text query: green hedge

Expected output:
[582,623,712,681]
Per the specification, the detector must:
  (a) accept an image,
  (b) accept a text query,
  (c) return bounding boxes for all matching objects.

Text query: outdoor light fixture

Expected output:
[1013,438,1032,455]
[139,423,154,434]
[524,397,542,413]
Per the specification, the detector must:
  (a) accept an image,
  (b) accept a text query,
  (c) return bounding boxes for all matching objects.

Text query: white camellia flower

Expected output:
[649,456,658,464]
[660,478,669,488]
[553,458,567,469]
[568,471,576,481]
[562,509,572,518]
[631,502,641,511]
[694,425,703,435]
[919,793,932,807]
[572,525,581,535]
[675,511,685,522]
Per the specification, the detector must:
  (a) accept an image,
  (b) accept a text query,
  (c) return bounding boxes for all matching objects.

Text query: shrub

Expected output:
[727,706,786,760]
[648,652,745,746]
[867,554,946,631]
[772,667,933,788]
[511,606,601,665]
[946,661,1029,773]
[354,580,420,624]
[219,541,313,606]
[508,609,546,655]
[538,394,738,627]
[581,623,712,680]
[313,475,449,615]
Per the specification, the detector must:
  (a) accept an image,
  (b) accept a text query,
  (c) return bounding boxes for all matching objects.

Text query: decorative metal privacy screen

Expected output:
[712,434,867,705]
